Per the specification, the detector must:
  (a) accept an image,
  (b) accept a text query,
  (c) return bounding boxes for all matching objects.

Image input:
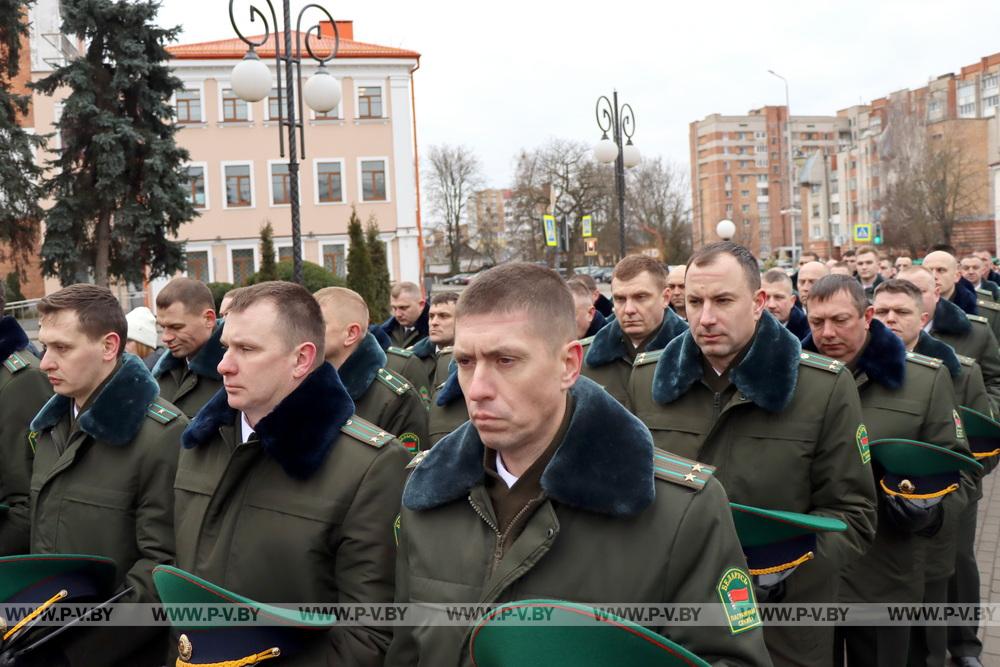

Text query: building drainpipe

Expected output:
[409,57,425,295]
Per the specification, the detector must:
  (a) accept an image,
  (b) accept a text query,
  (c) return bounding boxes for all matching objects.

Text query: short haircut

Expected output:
[227,281,326,359]
[762,268,793,289]
[430,291,459,307]
[855,245,877,258]
[874,278,926,312]
[613,255,668,289]
[570,274,598,291]
[960,254,981,264]
[808,275,869,316]
[842,249,856,258]
[800,251,819,261]
[390,281,422,300]
[38,284,128,356]
[898,265,933,280]
[456,262,575,348]
[155,277,215,315]
[831,261,849,270]
[314,286,370,329]
[566,280,593,301]
[687,241,761,291]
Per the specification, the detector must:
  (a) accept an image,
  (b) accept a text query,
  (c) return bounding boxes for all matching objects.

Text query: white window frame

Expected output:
[183,243,215,283]
[218,84,254,123]
[221,160,256,210]
[266,159,298,208]
[357,156,390,203]
[228,243,260,285]
[312,157,347,205]
[319,241,349,277]
[173,81,206,124]
[185,161,210,210]
[353,80,386,120]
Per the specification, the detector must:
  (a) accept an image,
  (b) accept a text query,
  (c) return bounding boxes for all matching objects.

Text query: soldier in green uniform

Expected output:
[31,284,187,666]
[628,243,875,667]
[388,262,771,666]
[961,254,1000,302]
[580,255,687,411]
[0,284,53,556]
[152,277,225,417]
[428,361,469,446]
[173,282,410,667]
[403,291,460,403]
[379,281,428,348]
[870,279,989,666]
[803,275,974,667]
[900,266,1000,414]
[316,287,428,453]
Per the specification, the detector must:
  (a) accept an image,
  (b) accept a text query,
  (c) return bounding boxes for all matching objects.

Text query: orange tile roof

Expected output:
[167,33,419,60]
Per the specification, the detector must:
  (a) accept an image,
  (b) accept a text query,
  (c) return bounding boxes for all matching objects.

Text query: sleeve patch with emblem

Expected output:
[399,432,421,454]
[716,568,762,635]
[856,424,871,465]
[954,410,966,441]
[393,514,401,546]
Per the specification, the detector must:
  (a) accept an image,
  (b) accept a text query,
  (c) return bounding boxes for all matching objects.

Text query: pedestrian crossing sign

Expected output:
[853,223,872,243]
[543,215,558,247]
[582,215,593,238]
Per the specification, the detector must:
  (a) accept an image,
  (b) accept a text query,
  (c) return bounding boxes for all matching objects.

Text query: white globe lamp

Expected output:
[230,51,271,103]
[622,141,641,168]
[716,219,737,240]
[303,66,342,112]
[593,137,618,164]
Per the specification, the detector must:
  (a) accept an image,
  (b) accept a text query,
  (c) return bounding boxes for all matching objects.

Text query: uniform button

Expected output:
[545,528,555,538]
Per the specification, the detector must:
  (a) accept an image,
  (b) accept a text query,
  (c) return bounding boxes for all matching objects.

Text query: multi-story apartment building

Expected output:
[466,188,511,259]
[689,107,846,258]
[695,51,1000,259]
[161,21,421,290]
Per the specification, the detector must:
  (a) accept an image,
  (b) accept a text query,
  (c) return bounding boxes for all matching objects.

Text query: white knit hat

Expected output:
[126,306,158,349]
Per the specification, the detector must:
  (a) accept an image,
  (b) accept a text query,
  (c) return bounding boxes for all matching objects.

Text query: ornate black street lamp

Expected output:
[593,91,641,258]
[229,1,343,285]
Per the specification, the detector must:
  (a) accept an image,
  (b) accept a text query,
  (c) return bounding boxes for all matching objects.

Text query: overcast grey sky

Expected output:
[158,0,1000,187]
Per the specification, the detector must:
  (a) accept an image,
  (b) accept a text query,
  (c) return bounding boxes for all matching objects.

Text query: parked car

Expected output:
[442,273,472,285]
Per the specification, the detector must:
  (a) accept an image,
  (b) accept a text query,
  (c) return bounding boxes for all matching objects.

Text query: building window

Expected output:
[831,202,840,214]
[361,159,386,201]
[314,105,340,120]
[758,187,768,196]
[186,166,206,208]
[231,248,256,285]
[322,243,346,277]
[186,250,209,282]
[176,89,202,123]
[358,86,383,118]
[270,162,291,205]
[741,204,750,213]
[725,204,733,215]
[278,246,293,263]
[812,204,820,218]
[811,224,823,239]
[267,88,282,120]
[224,164,253,207]
[724,190,732,199]
[984,73,999,91]
[316,161,343,202]
[958,103,976,118]
[741,190,750,197]
[985,95,1000,111]
[221,88,249,122]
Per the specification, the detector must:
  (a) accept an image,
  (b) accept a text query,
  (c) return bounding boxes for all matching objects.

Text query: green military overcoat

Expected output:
[151,321,225,418]
[931,298,1000,414]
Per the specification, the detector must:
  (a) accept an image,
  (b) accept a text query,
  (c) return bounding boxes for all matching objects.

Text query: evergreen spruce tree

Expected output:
[346,206,374,306]
[258,220,277,281]
[0,0,44,268]
[365,215,391,322]
[32,0,196,286]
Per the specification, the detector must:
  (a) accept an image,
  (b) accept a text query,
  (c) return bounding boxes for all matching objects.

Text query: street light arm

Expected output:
[595,95,615,138]
[296,3,340,64]
[229,0,276,49]
[620,103,636,141]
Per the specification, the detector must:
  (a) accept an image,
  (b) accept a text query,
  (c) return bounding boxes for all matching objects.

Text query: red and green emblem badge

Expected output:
[953,410,965,441]
[399,432,420,454]
[856,424,871,465]
[716,568,761,634]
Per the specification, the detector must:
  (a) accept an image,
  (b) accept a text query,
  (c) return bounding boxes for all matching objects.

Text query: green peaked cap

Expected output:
[469,599,710,667]
[958,407,1000,459]
[152,565,335,630]
[869,439,982,475]
[729,503,847,548]
[0,553,117,604]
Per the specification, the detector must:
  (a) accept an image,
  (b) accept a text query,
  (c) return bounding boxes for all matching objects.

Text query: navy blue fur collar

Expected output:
[30,354,159,446]
[0,316,30,360]
[181,362,354,480]
[405,376,654,517]
[932,298,972,336]
[803,318,905,390]
[653,311,800,413]
[951,278,979,315]
[338,333,388,401]
[435,359,462,406]
[785,304,810,341]
[914,331,961,378]
[584,311,607,338]
[409,336,435,360]
[585,308,688,368]
[152,320,224,381]
[369,324,391,351]
[379,302,429,340]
